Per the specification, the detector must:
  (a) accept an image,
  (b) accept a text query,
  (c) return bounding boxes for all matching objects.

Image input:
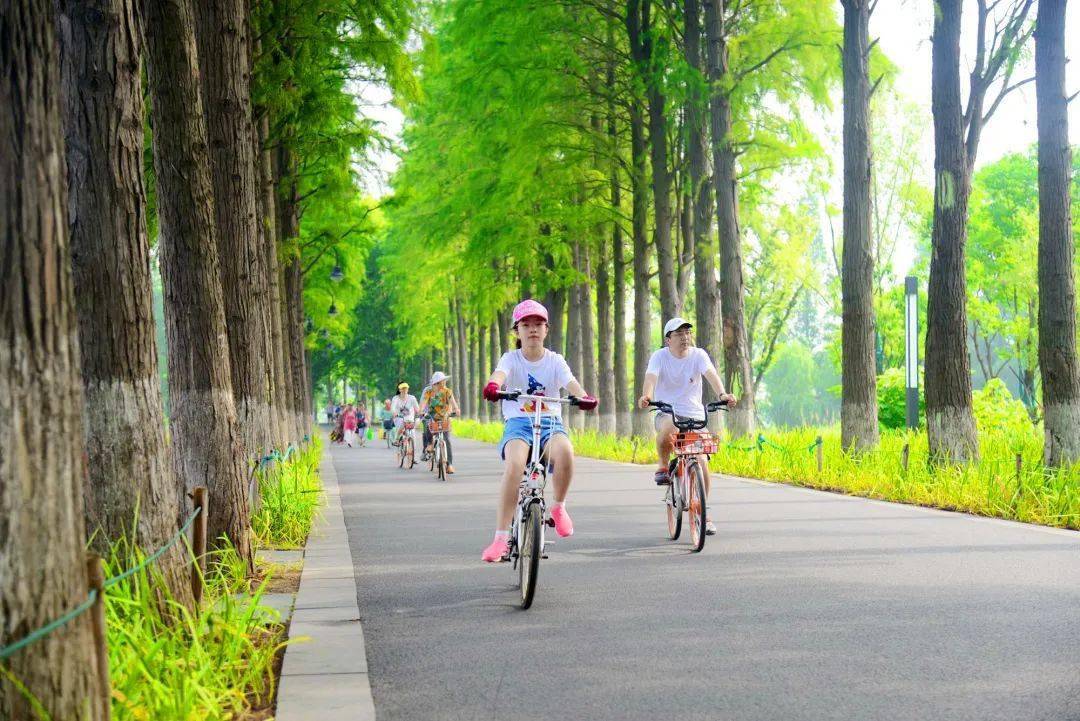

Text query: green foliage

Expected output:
[252,437,324,549]
[455,420,1080,530]
[761,342,838,427]
[876,367,924,429]
[972,378,1033,437]
[105,541,285,720]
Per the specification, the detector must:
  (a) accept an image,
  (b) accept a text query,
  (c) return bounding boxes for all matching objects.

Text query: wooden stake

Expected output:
[85,553,111,720]
[1015,452,1023,496]
[901,443,910,473]
[191,486,208,606]
[815,436,823,473]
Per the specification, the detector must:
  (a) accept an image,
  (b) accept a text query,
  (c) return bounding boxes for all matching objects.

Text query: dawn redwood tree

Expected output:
[1,0,104,715]
[704,0,755,436]
[840,0,880,452]
[1035,0,1080,466]
[925,0,1033,462]
[57,0,193,603]
[194,0,274,455]
[144,0,252,562]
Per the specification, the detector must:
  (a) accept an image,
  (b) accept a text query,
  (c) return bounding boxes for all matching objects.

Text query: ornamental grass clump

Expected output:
[252,437,324,548]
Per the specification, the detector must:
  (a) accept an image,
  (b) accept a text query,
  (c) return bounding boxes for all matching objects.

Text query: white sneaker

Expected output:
[705,520,717,535]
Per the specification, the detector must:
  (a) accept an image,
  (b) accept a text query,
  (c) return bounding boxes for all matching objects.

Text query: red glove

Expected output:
[576,395,598,411]
[482,382,502,402]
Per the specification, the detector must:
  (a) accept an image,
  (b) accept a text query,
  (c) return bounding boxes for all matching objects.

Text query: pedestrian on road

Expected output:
[342,404,359,447]
[480,299,598,562]
[638,317,736,535]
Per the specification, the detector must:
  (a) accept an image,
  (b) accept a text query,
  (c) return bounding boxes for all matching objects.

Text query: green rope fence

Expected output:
[0,506,202,661]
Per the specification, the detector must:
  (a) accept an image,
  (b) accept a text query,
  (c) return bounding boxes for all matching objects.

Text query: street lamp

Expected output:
[328,301,338,317]
[904,276,919,429]
[330,264,344,283]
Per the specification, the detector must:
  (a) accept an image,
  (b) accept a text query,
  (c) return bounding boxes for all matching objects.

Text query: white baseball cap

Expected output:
[429,371,449,384]
[663,317,693,336]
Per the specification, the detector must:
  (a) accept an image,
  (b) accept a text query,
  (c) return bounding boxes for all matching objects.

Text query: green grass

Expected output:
[454,419,1080,531]
[252,436,324,548]
[104,540,286,721]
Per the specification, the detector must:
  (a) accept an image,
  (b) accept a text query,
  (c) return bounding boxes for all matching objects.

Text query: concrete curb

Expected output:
[275,448,374,720]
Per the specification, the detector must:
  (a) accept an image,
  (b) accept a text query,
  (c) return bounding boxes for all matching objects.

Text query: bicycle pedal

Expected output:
[545,518,555,527]
[541,554,549,559]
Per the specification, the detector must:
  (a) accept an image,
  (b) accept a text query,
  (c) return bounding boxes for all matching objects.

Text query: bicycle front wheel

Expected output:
[406,437,415,469]
[688,462,707,552]
[437,441,447,482]
[519,503,542,609]
[397,439,405,468]
[665,475,682,540]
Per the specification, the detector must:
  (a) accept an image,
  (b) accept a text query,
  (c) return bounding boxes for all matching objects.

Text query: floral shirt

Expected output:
[421,385,455,421]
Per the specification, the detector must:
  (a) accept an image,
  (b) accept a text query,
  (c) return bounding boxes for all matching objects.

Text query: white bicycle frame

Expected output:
[507,393,575,562]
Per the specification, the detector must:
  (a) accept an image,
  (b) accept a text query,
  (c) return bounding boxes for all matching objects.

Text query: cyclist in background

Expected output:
[391,382,420,448]
[420,371,461,474]
[638,317,735,536]
[480,299,597,562]
[376,399,394,440]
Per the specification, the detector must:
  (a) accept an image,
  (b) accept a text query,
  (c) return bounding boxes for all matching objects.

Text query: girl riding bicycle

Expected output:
[480,299,598,562]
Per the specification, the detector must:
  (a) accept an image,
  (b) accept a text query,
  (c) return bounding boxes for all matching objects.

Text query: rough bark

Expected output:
[144,0,251,562]
[276,139,308,439]
[489,319,501,402]
[566,247,585,431]
[705,0,755,436]
[477,322,488,422]
[609,98,631,438]
[926,0,979,462]
[625,38,654,438]
[597,227,617,434]
[193,0,271,455]
[633,0,678,322]
[686,0,721,407]
[544,284,567,356]
[1,1,105,715]
[579,244,599,431]
[456,305,470,418]
[1035,0,1080,466]
[840,0,880,452]
[256,106,288,446]
[57,0,192,604]
[468,320,479,420]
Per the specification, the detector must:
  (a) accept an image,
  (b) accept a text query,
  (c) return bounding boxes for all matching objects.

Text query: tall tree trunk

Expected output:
[609,87,631,436]
[625,78,654,437]
[840,0,880,452]
[634,0,678,322]
[597,226,617,434]
[456,306,470,418]
[445,318,458,404]
[468,320,479,420]
[477,322,489,422]
[705,0,755,437]
[253,32,289,448]
[544,282,567,356]
[194,0,271,456]
[566,249,585,431]
[580,243,599,431]
[926,0,978,462]
[58,0,192,604]
[1,2,105,715]
[276,139,308,440]
[1036,0,1080,466]
[686,0,720,411]
[144,0,251,562]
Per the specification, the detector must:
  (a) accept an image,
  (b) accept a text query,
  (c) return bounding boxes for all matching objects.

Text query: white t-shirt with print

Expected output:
[391,394,420,421]
[495,349,576,419]
[646,347,717,419]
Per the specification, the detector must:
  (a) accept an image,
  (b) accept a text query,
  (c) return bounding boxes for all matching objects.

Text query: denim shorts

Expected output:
[498,416,567,460]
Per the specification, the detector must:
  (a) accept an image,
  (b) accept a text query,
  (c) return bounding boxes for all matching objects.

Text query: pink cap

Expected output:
[511,299,549,327]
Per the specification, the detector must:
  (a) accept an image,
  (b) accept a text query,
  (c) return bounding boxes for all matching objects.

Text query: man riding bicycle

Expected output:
[391,382,420,448]
[638,317,736,536]
[419,371,460,474]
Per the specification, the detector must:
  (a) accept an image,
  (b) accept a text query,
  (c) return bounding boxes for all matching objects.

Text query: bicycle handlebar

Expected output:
[497,390,580,406]
[647,399,728,430]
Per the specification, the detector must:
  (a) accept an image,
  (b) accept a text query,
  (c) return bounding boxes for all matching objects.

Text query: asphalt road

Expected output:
[331,435,1080,721]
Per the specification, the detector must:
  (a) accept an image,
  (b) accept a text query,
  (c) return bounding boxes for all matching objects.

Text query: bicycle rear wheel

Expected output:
[688,462,707,552]
[397,439,405,468]
[665,470,682,540]
[519,503,542,609]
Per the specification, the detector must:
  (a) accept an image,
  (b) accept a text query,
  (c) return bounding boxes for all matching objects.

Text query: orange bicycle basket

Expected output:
[672,430,718,456]
[428,419,452,434]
